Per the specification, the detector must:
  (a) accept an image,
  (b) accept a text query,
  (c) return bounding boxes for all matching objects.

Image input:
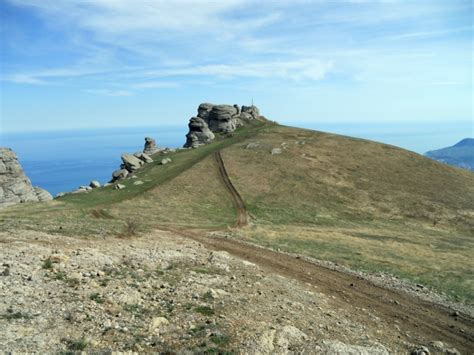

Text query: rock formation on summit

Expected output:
[0,148,52,209]
[184,103,261,147]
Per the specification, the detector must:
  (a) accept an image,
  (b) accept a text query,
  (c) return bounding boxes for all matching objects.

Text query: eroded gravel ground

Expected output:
[0,230,461,354]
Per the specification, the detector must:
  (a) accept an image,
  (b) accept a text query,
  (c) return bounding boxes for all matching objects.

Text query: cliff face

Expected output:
[0,148,52,209]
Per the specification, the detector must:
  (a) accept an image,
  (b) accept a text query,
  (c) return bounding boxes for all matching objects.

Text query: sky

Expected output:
[0,0,472,151]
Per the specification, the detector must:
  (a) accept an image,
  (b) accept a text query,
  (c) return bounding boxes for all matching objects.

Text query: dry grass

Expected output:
[222,125,474,231]
[1,122,473,302]
[220,124,474,302]
[108,155,236,229]
[242,223,474,303]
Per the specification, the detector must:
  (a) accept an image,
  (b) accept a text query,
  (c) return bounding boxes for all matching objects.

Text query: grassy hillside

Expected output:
[0,120,268,236]
[220,125,474,302]
[1,121,473,302]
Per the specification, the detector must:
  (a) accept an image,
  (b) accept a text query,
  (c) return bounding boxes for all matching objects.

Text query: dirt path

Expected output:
[167,228,474,353]
[165,150,474,353]
[214,151,248,227]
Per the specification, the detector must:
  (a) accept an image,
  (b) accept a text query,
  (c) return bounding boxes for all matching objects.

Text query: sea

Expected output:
[1,126,186,196]
[1,120,470,196]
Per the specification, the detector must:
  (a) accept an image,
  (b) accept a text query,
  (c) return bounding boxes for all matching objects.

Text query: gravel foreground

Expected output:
[0,230,464,354]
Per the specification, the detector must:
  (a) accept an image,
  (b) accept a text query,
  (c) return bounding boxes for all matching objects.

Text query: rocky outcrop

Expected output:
[134,152,153,164]
[143,137,160,156]
[184,117,215,148]
[121,153,145,172]
[0,148,52,209]
[184,103,261,148]
[206,104,241,134]
[110,146,157,183]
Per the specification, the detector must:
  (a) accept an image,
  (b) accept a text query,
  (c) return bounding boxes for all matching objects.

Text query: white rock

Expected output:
[150,317,169,332]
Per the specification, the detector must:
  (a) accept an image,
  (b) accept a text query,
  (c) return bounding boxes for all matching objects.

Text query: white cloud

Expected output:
[84,89,133,96]
[143,59,334,81]
[131,81,179,89]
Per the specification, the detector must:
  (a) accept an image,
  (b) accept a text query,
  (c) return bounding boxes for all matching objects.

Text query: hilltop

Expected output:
[425,138,474,171]
[0,105,473,353]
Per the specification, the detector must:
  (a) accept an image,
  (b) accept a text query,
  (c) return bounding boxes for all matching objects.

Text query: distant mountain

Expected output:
[425,138,474,171]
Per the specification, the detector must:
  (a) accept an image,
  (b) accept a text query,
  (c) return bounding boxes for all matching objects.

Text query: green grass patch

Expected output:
[63,338,88,351]
[194,306,214,316]
[89,292,104,304]
[42,257,53,270]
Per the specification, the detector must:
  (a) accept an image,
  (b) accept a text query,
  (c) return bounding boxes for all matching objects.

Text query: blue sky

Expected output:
[0,0,472,150]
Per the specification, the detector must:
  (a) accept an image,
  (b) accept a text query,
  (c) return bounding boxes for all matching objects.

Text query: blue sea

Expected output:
[1,126,186,196]
[1,121,471,196]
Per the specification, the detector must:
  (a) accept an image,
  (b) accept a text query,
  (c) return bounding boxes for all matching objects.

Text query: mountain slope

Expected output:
[218,125,474,302]
[1,122,473,303]
[425,138,474,171]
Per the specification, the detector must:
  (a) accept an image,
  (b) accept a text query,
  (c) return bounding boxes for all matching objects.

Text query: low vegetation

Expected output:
[1,121,473,304]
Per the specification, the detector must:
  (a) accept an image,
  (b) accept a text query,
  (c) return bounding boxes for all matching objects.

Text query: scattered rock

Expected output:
[271,148,282,155]
[320,340,389,355]
[89,180,101,188]
[133,181,144,186]
[275,325,307,349]
[161,158,172,165]
[112,169,129,181]
[114,184,126,190]
[410,345,430,355]
[246,142,260,149]
[134,152,153,164]
[121,153,145,172]
[150,317,169,332]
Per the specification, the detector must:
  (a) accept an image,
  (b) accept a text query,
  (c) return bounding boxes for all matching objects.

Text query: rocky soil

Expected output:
[0,230,463,354]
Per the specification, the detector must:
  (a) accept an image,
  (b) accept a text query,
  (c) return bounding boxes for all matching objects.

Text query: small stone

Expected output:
[271,148,282,155]
[150,317,169,332]
[411,345,430,355]
[114,184,126,190]
[133,180,144,186]
[89,180,101,188]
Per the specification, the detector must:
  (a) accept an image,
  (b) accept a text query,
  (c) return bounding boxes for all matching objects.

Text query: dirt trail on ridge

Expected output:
[214,151,248,227]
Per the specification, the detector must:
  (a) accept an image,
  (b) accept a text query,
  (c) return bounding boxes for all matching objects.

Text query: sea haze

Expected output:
[1,126,186,196]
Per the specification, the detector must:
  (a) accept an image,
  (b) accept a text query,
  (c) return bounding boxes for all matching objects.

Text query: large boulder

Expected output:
[0,148,52,209]
[184,117,215,148]
[33,187,53,201]
[112,168,129,181]
[143,137,159,155]
[121,153,144,172]
[207,104,240,134]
